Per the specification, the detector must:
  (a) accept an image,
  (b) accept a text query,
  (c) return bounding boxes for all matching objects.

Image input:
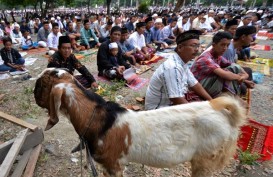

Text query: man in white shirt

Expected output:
[204,10,220,30]
[128,22,154,62]
[145,30,212,110]
[47,23,62,55]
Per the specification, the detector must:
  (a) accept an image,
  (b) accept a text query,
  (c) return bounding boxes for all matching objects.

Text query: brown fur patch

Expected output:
[93,123,132,175]
[209,97,227,111]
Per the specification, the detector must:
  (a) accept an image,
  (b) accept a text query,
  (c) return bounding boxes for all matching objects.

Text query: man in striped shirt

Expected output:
[145,30,212,110]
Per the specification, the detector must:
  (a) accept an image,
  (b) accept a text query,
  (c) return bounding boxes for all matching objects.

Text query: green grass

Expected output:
[238,149,261,165]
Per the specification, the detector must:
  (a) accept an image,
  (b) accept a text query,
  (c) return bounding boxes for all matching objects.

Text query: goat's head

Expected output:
[34,68,73,130]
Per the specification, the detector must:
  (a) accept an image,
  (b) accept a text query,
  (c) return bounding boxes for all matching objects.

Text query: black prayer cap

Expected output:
[225,19,238,28]
[176,30,202,44]
[234,26,257,40]
[83,19,89,25]
[136,22,146,28]
[58,36,71,46]
[145,17,153,23]
[52,22,59,28]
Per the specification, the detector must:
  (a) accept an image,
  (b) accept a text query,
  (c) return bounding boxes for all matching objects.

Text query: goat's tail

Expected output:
[209,96,247,127]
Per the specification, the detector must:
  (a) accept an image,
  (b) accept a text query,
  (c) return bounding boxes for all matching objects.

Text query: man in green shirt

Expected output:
[80,19,101,49]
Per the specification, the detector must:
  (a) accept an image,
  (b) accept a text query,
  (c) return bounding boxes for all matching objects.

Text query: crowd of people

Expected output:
[0,6,272,110]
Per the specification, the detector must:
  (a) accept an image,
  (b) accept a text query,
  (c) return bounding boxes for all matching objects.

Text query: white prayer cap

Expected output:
[51,17,55,21]
[109,42,118,49]
[218,11,225,15]
[155,18,163,23]
[14,24,20,28]
[209,10,215,13]
[57,16,61,20]
[258,10,263,14]
[252,9,257,13]
[246,10,253,14]
[152,14,158,18]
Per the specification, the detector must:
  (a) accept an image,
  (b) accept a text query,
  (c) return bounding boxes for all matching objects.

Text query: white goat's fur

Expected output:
[114,99,244,168]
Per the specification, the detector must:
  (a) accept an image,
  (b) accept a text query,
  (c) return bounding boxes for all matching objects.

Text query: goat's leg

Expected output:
[191,159,213,177]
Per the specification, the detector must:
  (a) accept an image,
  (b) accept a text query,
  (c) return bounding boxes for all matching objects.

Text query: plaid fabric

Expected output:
[191,50,232,81]
[200,64,242,98]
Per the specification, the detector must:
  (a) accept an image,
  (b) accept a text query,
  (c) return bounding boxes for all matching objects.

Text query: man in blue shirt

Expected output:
[125,15,136,34]
[160,18,177,45]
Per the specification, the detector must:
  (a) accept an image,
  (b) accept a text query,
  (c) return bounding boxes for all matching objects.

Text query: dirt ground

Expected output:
[1,34,273,177]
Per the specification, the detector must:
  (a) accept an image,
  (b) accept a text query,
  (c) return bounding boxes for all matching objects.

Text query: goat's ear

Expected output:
[45,87,63,131]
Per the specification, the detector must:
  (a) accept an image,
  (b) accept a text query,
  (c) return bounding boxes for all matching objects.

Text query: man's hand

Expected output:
[116,66,125,75]
[91,82,99,89]
[96,43,101,47]
[86,45,90,49]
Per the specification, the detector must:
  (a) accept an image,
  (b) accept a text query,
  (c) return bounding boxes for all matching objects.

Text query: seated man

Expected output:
[80,20,101,49]
[47,23,62,55]
[128,22,155,62]
[37,21,51,48]
[47,36,98,89]
[159,18,177,45]
[0,37,25,72]
[145,30,212,110]
[119,27,136,65]
[97,26,131,80]
[191,32,251,98]
[65,21,85,52]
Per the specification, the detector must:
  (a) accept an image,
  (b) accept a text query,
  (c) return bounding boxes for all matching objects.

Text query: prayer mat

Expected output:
[238,119,273,161]
[237,60,270,76]
[139,55,164,65]
[123,68,149,91]
[75,54,85,60]
[250,45,271,51]
[135,65,153,75]
[22,47,47,55]
[253,58,273,68]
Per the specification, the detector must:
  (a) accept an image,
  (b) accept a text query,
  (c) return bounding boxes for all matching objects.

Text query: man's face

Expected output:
[110,31,121,42]
[53,26,59,34]
[84,22,90,29]
[146,21,154,29]
[182,18,188,24]
[177,39,200,61]
[241,33,255,46]
[243,18,252,25]
[59,43,72,59]
[4,41,12,51]
[121,33,129,41]
[131,17,136,23]
[170,21,177,28]
[212,38,231,56]
[68,23,74,30]
[226,25,238,37]
[44,24,49,30]
[155,22,162,29]
[115,18,121,24]
[137,26,146,34]
[76,21,81,27]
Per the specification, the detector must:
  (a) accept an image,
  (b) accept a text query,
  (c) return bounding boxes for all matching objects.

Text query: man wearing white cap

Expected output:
[150,18,168,49]
[152,14,158,20]
[204,10,220,31]
[10,24,22,44]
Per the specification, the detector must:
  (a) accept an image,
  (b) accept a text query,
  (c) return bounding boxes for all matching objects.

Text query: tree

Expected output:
[173,0,185,12]
[106,0,111,15]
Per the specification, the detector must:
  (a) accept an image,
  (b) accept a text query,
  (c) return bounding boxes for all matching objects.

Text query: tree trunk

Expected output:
[173,0,185,12]
[10,11,16,22]
[107,0,111,15]
[263,0,268,6]
[87,0,91,14]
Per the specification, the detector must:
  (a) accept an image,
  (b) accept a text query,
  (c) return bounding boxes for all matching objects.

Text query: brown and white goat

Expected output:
[34,68,247,177]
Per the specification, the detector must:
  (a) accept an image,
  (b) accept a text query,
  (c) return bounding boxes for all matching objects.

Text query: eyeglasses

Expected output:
[184,44,200,49]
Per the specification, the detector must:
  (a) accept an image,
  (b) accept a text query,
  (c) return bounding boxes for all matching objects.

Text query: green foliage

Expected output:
[238,149,261,165]
[138,1,150,14]
[98,80,126,102]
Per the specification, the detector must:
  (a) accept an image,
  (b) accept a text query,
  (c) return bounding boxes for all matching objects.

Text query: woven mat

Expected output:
[20,47,47,55]
[237,60,270,76]
[238,119,273,161]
